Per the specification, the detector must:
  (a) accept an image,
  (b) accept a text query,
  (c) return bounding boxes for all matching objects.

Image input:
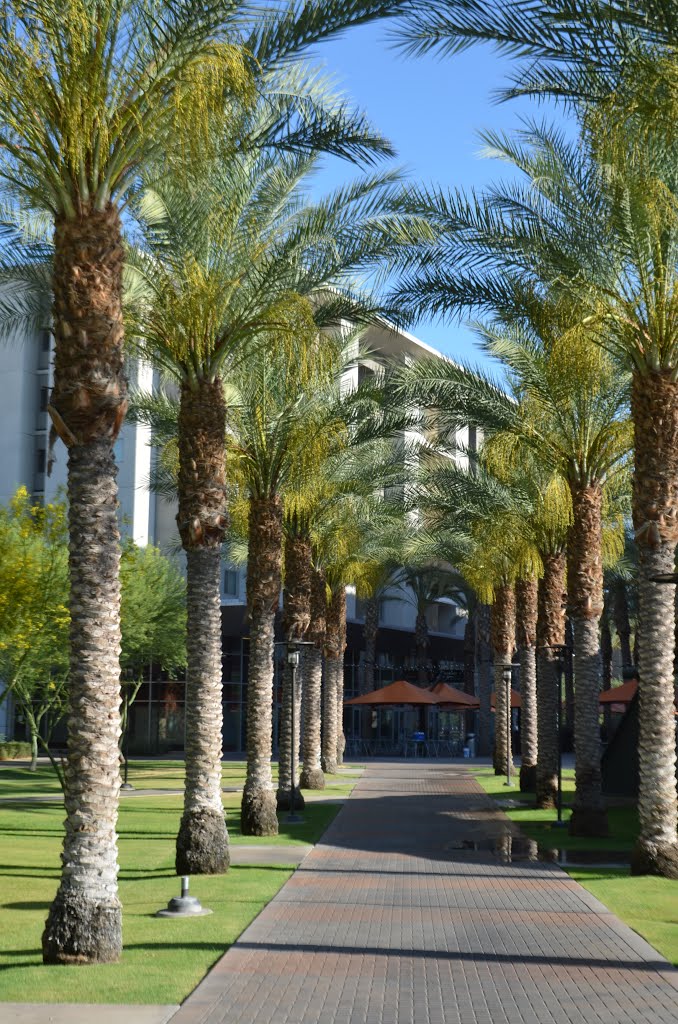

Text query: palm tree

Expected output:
[516,576,538,791]
[300,562,328,790]
[390,565,464,685]
[0,0,415,962]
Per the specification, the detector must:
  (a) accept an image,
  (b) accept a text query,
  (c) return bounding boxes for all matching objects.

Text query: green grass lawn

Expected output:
[0,760,358,1004]
[471,766,638,852]
[571,869,678,966]
[471,765,678,966]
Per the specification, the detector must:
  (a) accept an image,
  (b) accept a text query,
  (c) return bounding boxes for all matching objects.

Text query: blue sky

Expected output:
[308,22,566,371]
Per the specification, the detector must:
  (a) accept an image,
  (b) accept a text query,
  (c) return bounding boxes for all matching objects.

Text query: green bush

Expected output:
[0,741,31,760]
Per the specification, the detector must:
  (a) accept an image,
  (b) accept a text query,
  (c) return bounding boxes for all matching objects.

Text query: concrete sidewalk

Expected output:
[169,762,678,1024]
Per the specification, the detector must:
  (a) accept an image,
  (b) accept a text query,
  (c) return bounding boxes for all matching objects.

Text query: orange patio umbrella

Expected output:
[345,679,439,706]
[490,689,522,709]
[429,682,479,708]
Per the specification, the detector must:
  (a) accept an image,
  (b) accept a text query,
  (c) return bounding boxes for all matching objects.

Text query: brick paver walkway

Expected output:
[170,762,678,1024]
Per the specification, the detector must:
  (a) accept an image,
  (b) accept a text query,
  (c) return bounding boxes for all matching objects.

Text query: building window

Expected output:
[39,386,49,412]
[40,330,51,352]
[224,569,239,598]
[35,448,46,474]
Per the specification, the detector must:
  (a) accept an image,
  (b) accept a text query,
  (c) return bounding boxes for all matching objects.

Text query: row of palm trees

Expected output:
[387,0,678,876]
[0,0,424,966]
[4,0,678,971]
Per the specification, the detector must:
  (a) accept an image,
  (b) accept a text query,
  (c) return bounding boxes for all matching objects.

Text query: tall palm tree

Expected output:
[0,0,415,962]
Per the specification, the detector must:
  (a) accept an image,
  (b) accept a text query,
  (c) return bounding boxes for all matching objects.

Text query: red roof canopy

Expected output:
[599,679,637,704]
[490,689,522,709]
[345,680,439,706]
[430,682,479,708]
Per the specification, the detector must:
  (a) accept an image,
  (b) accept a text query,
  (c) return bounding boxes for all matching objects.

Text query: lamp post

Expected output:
[500,661,513,787]
[287,646,303,824]
[274,639,314,824]
[549,644,568,828]
[121,680,133,791]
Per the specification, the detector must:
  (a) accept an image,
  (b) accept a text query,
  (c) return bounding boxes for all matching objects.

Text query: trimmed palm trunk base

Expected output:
[536,552,566,810]
[517,578,538,793]
[491,586,515,777]
[569,617,608,837]
[43,442,123,965]
[300,570,326,791]
[176,549,229,875]
[241,497,281,837]
[568,485,608,838]
[493,662,514,777]
[277,659,305,811]
[631,545,678,877]
[300,647,325,790]
[321,660,338,775]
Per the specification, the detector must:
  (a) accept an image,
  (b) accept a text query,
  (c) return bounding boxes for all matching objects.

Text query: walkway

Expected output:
[170,762,678,1024]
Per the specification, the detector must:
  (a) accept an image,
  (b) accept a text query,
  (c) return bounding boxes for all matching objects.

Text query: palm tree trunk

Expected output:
[300,567,326,790]
[612,579,634,669]
[536,551,566,810]
[277,532,311,810]
[568,483,608,837]
[43,208,127,965]
[415,610,430,686]
[330,587,347,766]
[43,445,124,964]
[176,548,229,873]
[241,496,282,836]
[476,603,493,756]
[491,584,515,777]
[516,578,538,792]
[322,588,342,775]
[362,596,378,694]
[630,369,678,877]
[175,378,229,874]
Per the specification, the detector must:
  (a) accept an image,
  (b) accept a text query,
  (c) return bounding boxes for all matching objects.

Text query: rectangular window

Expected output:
[224,569,239,597]
[39,386,49,412]
[35,448,46,474]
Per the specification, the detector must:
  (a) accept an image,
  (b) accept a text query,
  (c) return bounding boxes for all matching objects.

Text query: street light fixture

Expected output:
[541,644,568,829]
[274,639,314,825]
[498,661,514,787]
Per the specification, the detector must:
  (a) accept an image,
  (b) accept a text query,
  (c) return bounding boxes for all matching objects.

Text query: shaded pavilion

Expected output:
[346,680,439,754]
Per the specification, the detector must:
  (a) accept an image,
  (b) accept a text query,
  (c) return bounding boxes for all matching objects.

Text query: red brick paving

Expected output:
[169,763,678,1024]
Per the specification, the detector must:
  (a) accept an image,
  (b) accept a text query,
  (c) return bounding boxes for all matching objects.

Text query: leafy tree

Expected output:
[0,488,69,775]
[119,541,187,748]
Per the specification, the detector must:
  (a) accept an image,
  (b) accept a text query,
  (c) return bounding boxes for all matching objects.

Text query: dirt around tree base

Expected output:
[176,806,230,875]
[569,804,609,838]
[42,889,122,964]
[631,838,678,879]
[519,763,537,792]
[276,786,305,811]
[300,766,325,790]
[535,771,558,810]
[240,787,279,837]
